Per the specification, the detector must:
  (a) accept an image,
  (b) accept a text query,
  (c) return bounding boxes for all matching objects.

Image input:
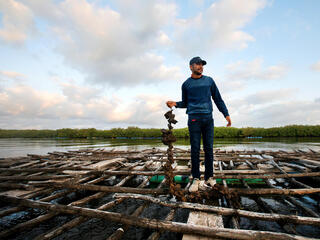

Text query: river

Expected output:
[1,137,320,157]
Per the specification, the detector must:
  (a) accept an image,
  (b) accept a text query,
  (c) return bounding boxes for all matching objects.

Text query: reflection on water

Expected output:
[0,137,320,157]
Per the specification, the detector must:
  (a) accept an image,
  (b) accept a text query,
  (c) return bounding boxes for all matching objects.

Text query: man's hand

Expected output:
[226,116,231,127]
[166,101,177,108]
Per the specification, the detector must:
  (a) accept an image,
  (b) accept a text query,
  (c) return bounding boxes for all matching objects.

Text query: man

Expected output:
[166,56,231,192]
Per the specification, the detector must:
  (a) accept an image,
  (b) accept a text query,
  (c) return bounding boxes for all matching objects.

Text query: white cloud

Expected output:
[226,58,288,80]
[18,0,182,88]
[60,82,101,104]
[0,70,26,81]
[310,61,320,72]
[236,100,320,127]
[224,89,320,127]
[0,0,35,45]
[173,0,267,57]
[0,82,171,129]
[0,81,319,129]
[244,89,294,105]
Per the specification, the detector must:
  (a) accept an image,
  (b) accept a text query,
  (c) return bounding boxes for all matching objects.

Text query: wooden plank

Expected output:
[63,157,126,175]
[183,211,224,240]
[0,188,42,197]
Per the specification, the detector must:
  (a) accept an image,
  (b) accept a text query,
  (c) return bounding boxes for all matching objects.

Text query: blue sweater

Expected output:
[175,75,229,117]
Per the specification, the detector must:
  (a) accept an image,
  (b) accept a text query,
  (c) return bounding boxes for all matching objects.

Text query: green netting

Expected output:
[149,175,266,185]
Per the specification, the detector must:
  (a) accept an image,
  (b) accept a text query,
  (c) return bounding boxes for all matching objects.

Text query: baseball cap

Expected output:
[189,56,207,65]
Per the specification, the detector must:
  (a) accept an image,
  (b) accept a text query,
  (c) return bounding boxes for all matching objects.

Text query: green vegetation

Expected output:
[0,125,320,139]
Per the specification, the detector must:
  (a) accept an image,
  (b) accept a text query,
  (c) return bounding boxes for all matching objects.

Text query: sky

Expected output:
[0,0,319,130]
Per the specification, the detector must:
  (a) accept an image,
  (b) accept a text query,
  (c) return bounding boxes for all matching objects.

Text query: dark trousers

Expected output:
[188,114,214,181]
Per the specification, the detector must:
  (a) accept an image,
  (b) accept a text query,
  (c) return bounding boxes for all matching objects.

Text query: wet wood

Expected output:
[28,181,166,194]
[35,164,159,240]
[113,193,320,227]
[218,161,240,229]
[1,147,320,239]
[245,160,320,218]
[227,187,320,195]
[1,195,316,240]
[182,211,224,240]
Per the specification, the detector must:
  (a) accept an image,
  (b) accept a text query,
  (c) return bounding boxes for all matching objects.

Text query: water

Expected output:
[1,137,320,158]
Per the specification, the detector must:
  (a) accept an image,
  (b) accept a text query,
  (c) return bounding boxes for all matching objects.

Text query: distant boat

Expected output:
[246,136,263,139]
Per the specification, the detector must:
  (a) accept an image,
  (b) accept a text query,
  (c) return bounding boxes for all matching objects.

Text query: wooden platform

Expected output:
[0,147,320,239]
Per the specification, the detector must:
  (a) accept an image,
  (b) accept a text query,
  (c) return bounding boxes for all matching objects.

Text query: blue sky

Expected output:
[0,0,319,130]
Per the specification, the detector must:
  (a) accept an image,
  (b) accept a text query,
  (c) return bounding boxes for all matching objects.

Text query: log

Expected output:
[245,160,320,218]
[42,169,320,179]
[113,193,320,227]
[0,183,35,190]
[29,181,166,195]
[0,175,71,181]
[147,209,176,240]
[0,165,125,237]
[270,160,312,189]
[106,166,165,240]
[218,161,239,229]
[228,188,320,195]
[34,177,134,240]
[0,195,316,240]
[34,165,158,240]
[0,167,96,173]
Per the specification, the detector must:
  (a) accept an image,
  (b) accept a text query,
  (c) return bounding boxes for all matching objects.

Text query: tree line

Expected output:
[0,125,320,139]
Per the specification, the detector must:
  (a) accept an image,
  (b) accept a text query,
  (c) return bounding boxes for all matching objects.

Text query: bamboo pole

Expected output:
[0,195,316,240]
[243,160,297,235]
[0,173,131,239]
[227,187,320,195]
[28,181,166,195]
[106,165,166,240]
[29,169,319,179]
[34,164,162,240]
[112,193,320,227]
[0,167,282,175]
[245,160,320,218]
[33,176,134,240]
[270,159,313,189]
[219,160,240,229]
[0,163,123,222]
[0,175,72,181]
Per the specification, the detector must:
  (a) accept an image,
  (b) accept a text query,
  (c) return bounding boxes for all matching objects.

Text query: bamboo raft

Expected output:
[0,146,320,239]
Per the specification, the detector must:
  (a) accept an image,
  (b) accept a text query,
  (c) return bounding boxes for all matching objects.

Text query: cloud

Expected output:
[60,82,102,104]
[225,58,288,81]
[0,82,318,129]
[173,0,267,57]
[0,82,171,129]
[310,61,320,72]
[0,0,35,45]
[0,70,26,81]
[217,79,247,94]
[18,0,182,88]
[244,89,294,105]
[223,89,320,127]
[237,100,320,127]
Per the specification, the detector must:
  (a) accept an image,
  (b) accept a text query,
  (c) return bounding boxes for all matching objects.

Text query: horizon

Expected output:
[1,123,320,131]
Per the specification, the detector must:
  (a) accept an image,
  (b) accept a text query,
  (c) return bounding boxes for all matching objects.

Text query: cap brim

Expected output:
[201,60,207,65]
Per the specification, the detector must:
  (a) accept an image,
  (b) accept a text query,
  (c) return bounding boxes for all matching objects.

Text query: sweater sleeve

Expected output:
[210,79,229,117]
[175,82,187,108]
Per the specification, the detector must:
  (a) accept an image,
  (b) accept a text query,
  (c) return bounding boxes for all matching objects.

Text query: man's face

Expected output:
[190,63,203,75]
